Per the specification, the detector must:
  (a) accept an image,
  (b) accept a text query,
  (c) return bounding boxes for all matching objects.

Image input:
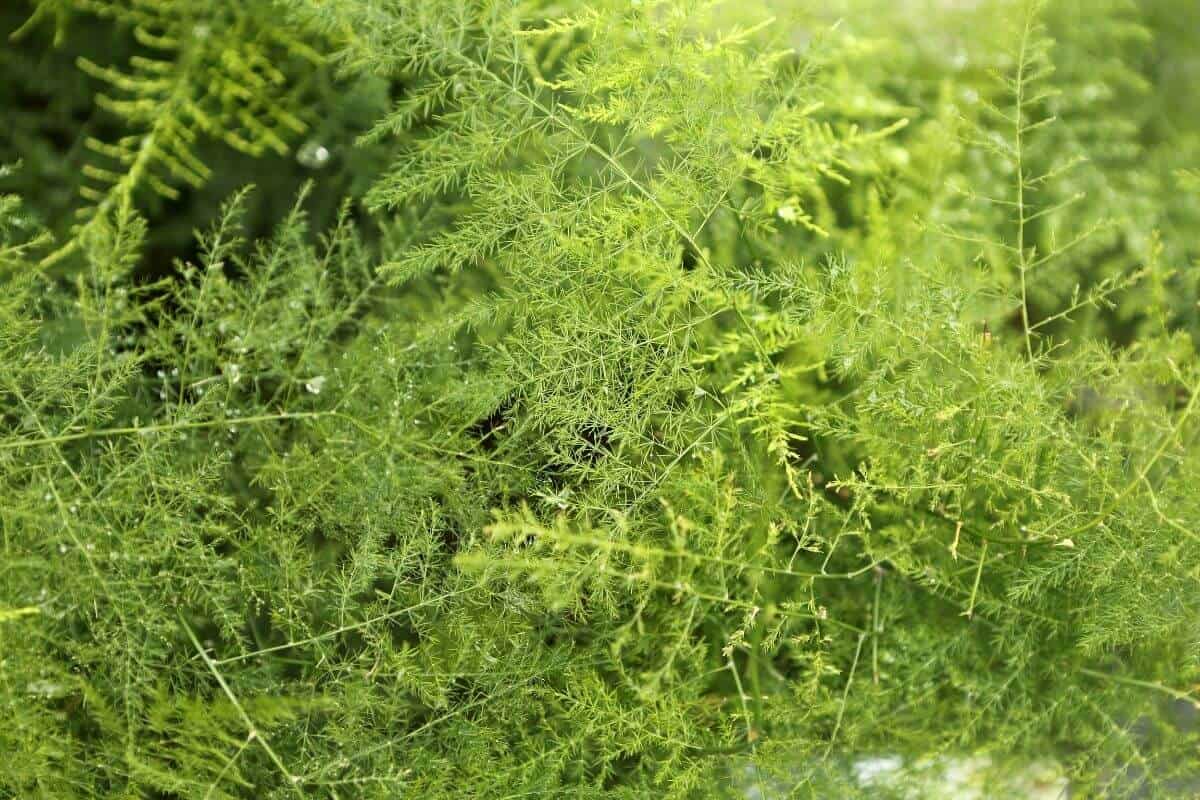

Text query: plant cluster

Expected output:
[2,0,1198,797]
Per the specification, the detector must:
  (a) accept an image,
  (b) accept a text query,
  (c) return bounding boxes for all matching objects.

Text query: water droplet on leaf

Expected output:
[297,140,331,169]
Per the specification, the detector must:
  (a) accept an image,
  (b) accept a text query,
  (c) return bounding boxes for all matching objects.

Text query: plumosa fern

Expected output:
[2,0,1199,797]
[11,0,330,267]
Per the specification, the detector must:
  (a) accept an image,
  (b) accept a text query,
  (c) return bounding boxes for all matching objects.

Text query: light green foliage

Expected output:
[2,0,1199,797]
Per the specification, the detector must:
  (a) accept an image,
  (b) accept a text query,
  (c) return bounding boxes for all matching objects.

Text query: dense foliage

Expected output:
[2,0,1198,796]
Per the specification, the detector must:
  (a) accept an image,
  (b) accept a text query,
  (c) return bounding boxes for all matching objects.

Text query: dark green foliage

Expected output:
[2,0,1198,797]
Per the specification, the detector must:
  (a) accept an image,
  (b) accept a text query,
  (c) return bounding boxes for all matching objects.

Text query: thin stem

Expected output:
[0,411,331,451]
[1014,2,1035,361]
[1079,667,1200,710]
[962,540,988,619]
[823,633,867,760]
[180,616,303,795]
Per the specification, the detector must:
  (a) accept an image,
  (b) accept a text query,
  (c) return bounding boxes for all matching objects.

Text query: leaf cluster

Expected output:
[2,0,1199,797]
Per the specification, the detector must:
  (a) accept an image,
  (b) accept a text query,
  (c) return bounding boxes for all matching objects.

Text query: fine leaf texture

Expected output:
[2,0,1198,797]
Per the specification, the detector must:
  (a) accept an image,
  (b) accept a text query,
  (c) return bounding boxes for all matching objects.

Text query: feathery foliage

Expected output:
[2,0,1199,797]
